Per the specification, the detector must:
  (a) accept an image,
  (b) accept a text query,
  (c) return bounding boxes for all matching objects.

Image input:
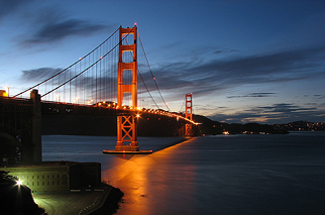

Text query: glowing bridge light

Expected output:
[136,114,140,118]
[1,91,8,97]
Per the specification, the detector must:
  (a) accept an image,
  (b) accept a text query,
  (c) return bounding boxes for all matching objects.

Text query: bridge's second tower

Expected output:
[116,26,139,151]
[185,93,194,136]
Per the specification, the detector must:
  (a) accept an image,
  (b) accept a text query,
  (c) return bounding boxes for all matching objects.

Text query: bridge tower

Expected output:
[115,26,139,151]
[185,93,194,136]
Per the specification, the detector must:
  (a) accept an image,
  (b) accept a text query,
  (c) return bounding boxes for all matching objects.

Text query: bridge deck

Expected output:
[102,150,152,154]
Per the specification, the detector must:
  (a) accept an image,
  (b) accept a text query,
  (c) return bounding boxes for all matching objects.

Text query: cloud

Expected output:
[4,3,111,46]
[152,45,325,98]
[213,50,223,54]
[19,66,119,98]
[314,95,325,100]
[21,67,63,82]
[227,93,276,99]
[258,103,316,114]
[0,0,29,22]
[208,102,325,124]
[23,18,108,45]
[213,49,239,54]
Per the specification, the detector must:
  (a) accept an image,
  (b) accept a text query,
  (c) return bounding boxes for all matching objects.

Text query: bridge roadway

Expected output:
[1,94,199,164]
[41,101,196,137]
[41,100,189,121]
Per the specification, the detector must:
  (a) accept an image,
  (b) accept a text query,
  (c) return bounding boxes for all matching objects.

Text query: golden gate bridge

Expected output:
[1,25,197,161]
[13,25,168,110]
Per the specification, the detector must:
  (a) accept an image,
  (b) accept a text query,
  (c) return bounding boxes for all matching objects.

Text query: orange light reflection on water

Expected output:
[101,138,197,215]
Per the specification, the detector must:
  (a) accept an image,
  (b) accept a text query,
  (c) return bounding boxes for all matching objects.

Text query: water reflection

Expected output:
[42,134,325,214]
[102,138,197,215]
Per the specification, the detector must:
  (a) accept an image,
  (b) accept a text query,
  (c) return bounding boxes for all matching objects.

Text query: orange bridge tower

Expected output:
[103,25,152,154]
[185,93,194,136]
[115,26,139,151]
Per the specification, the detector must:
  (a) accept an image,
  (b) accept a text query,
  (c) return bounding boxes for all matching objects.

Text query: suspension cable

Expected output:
[42,28,135,98]
[138,68,160,109]
[137,30,170,111]
[178,101,184,113]
[14,27,120,98]
[122,28,161,109]
[42,42,119,98]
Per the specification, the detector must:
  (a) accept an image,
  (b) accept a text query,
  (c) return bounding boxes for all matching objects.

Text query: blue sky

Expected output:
[1,0,325,124]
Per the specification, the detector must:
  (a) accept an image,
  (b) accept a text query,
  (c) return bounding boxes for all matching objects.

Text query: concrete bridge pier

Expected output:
[30,89,42,164]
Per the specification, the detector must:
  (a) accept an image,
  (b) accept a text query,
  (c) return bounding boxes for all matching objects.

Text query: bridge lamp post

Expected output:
[73,97,79,104]
[56,94,60,102]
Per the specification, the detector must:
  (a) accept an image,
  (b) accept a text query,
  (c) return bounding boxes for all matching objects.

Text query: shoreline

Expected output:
[34,137,189,214]
[33,184,123,215]
[91,137,189,214]
[90,186,124,215]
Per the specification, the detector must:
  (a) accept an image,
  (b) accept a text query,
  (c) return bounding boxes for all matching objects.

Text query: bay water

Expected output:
[42,132,325,214]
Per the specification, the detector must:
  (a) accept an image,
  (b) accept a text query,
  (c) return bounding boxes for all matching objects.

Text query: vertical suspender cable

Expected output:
[137,30,170,111]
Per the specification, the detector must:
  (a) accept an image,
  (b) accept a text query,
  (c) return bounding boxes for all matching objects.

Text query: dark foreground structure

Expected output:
[90,186,124,215]
[1,167,123,215]
[0,171,46,215]
[0,161,101,192]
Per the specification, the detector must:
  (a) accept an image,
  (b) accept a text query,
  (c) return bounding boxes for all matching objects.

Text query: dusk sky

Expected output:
[1,0,325,124]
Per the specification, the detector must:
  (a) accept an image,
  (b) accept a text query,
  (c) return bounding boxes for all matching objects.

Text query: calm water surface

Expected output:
[42,132,325,215]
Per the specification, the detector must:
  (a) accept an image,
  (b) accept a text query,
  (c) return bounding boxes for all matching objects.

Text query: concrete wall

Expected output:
[0,162,101,192]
